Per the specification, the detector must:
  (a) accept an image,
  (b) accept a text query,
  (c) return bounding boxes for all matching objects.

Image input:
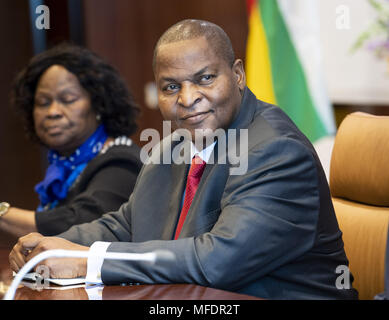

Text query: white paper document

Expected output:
[13,271,86,286]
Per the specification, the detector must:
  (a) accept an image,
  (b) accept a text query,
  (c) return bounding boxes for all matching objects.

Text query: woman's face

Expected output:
[33,65,99,156]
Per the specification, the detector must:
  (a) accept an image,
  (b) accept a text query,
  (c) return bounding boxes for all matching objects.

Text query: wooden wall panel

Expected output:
[82,0,249,146]
[0,1,42,210]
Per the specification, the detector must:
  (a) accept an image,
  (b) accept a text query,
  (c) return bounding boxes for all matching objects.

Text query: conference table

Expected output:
[0,246,260,301]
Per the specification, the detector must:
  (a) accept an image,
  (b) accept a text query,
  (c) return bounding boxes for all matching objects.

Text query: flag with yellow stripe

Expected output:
[246,0,335,142]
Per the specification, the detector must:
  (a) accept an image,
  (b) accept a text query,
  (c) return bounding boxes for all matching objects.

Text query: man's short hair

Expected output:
[153,19,235,71]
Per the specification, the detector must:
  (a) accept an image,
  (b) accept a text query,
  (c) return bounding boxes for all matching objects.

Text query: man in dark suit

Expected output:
[9,19,358,299]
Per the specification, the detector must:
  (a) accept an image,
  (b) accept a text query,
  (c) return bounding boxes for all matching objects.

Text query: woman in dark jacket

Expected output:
[0,43,142,237]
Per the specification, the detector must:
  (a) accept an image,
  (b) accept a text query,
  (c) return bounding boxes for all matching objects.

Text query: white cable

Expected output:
[4,249,175,300]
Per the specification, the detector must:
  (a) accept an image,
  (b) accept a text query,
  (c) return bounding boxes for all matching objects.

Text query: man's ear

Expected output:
[232,59,246,92]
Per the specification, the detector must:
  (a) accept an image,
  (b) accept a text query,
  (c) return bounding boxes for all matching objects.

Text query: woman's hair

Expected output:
[11,43,140,141]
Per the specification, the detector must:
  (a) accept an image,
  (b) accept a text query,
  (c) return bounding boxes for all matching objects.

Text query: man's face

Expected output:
[154,37,245,142]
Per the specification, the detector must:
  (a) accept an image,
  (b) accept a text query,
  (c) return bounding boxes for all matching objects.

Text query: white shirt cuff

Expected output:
[85,241,111,284]
[85,284,104,300]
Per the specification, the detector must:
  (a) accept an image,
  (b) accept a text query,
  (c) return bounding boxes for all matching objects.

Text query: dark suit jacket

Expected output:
[36,143,142,236]
[60,88,358,299]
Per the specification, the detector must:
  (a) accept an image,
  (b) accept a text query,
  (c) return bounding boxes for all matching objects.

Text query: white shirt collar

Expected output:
[190,141,216,163]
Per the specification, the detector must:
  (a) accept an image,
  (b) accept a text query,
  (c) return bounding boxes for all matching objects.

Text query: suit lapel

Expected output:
[176,88,259,238]
[161,143,190,240]
[165,141,217,239]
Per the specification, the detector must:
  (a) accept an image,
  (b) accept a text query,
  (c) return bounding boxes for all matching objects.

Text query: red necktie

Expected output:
[174,155,206,239]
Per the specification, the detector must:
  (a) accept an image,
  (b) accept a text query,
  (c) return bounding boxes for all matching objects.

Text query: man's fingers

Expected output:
[25,245,48,264]
[9,232,44,272]
[9,245,28,272]
[9,255,21,273]
[9,235,89,279]
[19,232,44,249]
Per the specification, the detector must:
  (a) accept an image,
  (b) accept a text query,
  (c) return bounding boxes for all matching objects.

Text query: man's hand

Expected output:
[9,232,89,279]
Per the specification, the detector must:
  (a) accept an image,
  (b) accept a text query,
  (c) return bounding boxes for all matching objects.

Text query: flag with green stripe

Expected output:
[246,0,336,142]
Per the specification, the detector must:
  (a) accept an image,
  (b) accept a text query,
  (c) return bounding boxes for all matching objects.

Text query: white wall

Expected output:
[319,0,389,105]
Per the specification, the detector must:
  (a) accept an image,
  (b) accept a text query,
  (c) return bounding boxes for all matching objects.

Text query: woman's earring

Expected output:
[96,114,101,121]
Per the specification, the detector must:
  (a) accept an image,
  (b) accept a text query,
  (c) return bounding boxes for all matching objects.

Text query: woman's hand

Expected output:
[9,232,89,278]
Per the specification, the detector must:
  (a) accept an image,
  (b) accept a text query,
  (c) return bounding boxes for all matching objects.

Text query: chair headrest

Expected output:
[330,112,389,206]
